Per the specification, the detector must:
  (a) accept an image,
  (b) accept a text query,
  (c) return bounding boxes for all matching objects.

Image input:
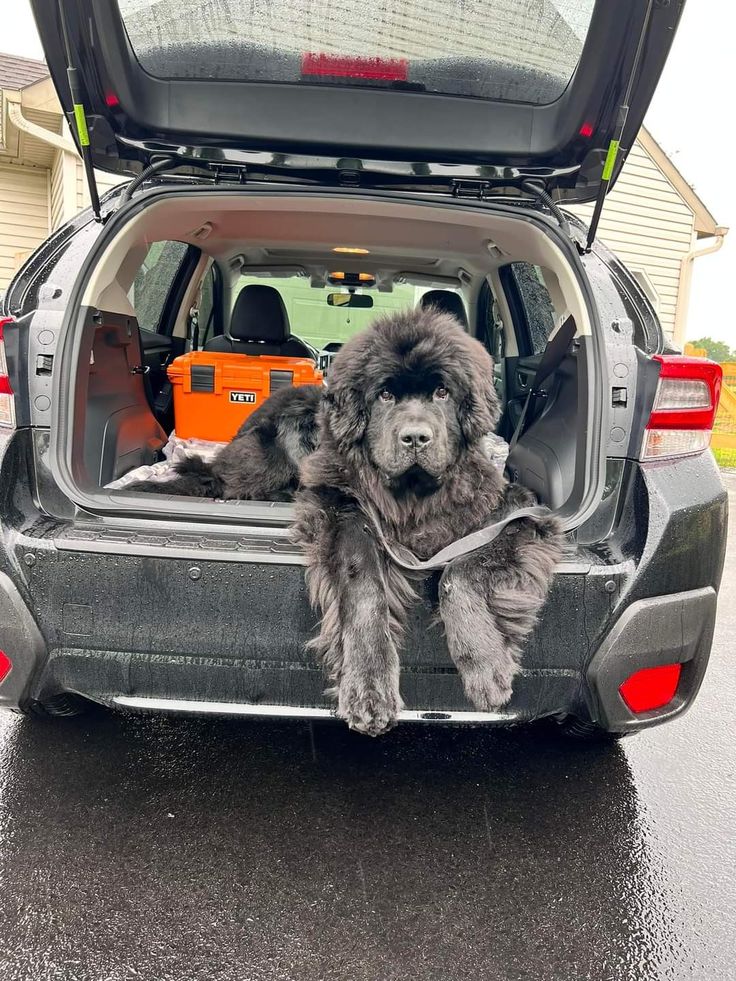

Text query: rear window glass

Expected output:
[509,263,565,356]
[118,0,596,105]
[128,240,189,333]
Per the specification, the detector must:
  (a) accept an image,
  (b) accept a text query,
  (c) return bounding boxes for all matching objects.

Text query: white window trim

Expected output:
[628,266,660,313]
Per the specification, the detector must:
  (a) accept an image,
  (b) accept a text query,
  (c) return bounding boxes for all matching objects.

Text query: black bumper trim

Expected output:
[0,570,47,711]
[586,587,717,732]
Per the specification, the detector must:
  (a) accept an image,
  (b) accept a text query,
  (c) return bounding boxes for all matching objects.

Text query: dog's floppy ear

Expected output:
[321,330,374,452]
[323,385,368,451]
[456,342,501,445]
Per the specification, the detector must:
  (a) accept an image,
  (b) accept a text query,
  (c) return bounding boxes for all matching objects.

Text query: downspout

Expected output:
[8,99,80,232]
[7,99,77,155]
[673,226,729,347]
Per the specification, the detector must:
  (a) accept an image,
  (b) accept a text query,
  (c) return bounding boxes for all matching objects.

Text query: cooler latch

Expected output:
[269,370,293,392]
[190,364,215,392]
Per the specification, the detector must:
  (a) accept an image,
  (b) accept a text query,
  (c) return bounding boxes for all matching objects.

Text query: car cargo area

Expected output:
[44,187,605,531]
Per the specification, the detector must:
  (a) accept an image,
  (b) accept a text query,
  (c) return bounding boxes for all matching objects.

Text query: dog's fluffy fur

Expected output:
[293,307,563,735]
[127,383,321,501]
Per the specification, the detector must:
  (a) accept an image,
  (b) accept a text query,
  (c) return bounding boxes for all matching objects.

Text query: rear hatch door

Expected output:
[32,0,683,200]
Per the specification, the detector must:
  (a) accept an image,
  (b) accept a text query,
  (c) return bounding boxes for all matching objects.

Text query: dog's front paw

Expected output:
[461,663,517,712]
[336,676,402,736]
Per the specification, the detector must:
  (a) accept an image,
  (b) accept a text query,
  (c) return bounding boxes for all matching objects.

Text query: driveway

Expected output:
[1,475,734,981]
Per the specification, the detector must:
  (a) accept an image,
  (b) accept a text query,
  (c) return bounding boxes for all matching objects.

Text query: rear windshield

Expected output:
[118,0,595,105]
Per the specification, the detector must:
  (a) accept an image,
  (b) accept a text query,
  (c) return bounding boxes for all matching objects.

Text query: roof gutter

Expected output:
[7,97,77,155]
[673,226,729,347]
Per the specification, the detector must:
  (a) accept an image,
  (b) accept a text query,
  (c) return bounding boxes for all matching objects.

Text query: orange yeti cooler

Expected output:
[167,351,323,442]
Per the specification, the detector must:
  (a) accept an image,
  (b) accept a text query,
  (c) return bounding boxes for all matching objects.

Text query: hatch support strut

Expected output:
[57,1,101,222]
[585,0,655,252]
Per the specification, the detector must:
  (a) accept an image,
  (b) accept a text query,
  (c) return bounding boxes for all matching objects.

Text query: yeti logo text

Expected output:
[230,391,257,404]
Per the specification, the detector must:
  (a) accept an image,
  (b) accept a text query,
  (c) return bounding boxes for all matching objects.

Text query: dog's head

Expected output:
[323,307,499,491]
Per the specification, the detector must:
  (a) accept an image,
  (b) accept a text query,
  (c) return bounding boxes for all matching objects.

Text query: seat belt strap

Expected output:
[508,315,577,450]
[186,274,206,353]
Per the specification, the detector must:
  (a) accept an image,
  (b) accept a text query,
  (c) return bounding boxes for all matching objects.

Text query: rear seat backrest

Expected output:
[205,283,313,358]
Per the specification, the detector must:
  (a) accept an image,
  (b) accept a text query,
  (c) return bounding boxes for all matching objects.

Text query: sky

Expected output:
[2,0,735,347]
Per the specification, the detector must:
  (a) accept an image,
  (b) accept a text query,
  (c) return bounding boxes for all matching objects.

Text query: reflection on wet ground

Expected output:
[0,713,705,981]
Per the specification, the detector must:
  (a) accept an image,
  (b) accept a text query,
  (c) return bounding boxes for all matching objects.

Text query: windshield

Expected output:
[118,0,596,105]
[234,275,427,350]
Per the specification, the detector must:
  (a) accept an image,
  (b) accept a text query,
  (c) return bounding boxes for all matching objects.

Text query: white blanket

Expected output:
[106,433,226,489]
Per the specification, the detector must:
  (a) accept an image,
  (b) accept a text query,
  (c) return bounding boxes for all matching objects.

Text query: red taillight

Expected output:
[301,52,408,81]
[0,316,16,429]
[642,355,722,460]
[0,650,12,684]
[579,122,594,138]
[619,663,682,713]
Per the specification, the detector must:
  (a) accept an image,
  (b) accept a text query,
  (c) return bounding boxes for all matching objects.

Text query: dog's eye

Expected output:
[379,389,395,402]
[434,386,449,401]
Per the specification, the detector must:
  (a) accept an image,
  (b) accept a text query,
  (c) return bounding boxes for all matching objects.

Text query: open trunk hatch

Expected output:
[33,0,684,202]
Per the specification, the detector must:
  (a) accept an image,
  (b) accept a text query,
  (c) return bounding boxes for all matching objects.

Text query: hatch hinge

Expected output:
[57,2,102,222]
[117,156,247,210]
[453,178,572,238]
[212,164,248,185]
[337,163,362,187]
[452,180,492,201]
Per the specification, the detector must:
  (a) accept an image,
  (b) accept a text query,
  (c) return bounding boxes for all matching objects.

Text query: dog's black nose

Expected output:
[399,424,433,449]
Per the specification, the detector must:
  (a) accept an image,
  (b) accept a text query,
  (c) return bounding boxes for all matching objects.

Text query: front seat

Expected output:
[205,284,314,358]
[419,289,469,329]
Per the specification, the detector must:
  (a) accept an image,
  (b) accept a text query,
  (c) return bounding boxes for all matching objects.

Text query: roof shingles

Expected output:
[0,51,49,90]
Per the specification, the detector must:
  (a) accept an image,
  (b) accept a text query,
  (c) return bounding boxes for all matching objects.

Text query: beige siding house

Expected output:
[0,53,121,288]
[570,130,725,343]
[0,51,724,347]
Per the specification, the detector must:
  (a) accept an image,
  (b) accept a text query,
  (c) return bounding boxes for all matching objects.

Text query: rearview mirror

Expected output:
[327,293,373,309]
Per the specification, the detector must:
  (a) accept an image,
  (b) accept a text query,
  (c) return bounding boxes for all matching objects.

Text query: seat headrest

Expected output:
[230,284,290,344]
[420,290,468,328]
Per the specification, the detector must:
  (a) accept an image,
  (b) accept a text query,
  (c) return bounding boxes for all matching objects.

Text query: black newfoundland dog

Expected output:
[129,307,562,735]
[293,307,563,735]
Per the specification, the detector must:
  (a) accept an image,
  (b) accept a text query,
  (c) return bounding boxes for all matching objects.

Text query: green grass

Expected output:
[713,447,736,469]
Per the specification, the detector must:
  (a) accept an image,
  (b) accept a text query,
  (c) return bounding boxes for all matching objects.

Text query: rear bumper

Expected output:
[0,429,728,732]
[114,580,717,730]
[4,583,716,731]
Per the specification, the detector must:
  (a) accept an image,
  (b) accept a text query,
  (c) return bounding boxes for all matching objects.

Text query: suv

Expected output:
[0,0,727,738]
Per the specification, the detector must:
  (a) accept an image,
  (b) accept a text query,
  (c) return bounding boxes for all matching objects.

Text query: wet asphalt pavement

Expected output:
[1,479,735,981]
